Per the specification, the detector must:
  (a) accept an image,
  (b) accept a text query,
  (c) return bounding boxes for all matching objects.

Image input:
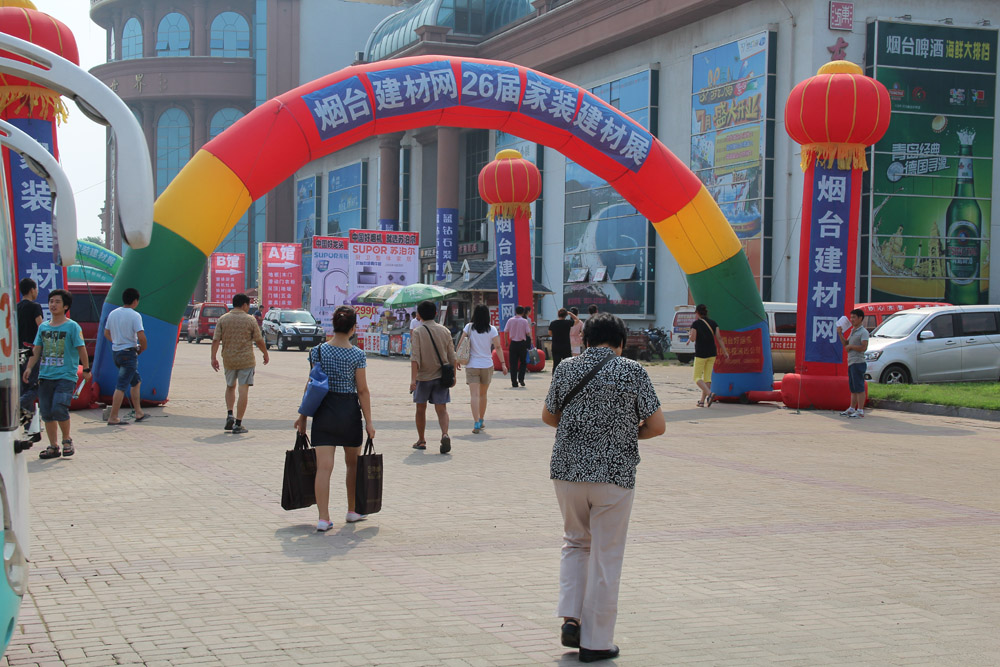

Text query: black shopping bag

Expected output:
[354,438,382,515]
[281,432,317,511]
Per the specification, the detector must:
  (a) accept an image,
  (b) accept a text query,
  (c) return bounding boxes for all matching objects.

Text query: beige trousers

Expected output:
[553,479,635,651]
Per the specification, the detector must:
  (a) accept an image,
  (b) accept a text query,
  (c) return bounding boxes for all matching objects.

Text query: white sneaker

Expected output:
[316,520,334,532]
[345,512,367,523]
[840,408,856,416]
[848,410,864,418]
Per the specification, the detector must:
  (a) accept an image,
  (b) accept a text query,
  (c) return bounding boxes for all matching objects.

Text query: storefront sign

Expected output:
[436,208,457,280]
[347,229,420,332]
[310,237,349,335]
[829,2,853,31]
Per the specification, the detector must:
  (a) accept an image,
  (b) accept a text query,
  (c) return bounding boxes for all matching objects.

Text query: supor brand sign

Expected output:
[864,20,996,305]
[347,229,420,332]
[310,237,349,336]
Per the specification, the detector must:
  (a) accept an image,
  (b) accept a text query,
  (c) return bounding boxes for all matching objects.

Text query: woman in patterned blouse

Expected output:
[294,306,375,532]
[542,313,665,663]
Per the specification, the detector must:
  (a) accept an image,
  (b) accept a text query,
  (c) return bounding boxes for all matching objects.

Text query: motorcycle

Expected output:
[643,327,669,360]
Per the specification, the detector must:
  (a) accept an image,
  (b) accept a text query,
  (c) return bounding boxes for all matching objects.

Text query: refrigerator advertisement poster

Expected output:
[347,229,420,332]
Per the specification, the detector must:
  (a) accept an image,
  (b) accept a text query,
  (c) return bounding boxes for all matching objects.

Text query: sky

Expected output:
[30,0,109,241]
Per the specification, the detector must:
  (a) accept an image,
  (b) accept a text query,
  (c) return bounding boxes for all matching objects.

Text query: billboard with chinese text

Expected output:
[259,243,302,310]
[690,31,776,296]
[309,236,350,336]
[347,229,420,332]
[864,20,996,304]
[208,253,245,304]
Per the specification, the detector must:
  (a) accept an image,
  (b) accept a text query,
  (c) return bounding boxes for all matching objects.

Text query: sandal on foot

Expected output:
[39,444,61,459]
[706,393,715,408]
[107,420,128,426]
[561,619,581,648]
[133,414,149,422]
[61,439,75,457]
[696,400,705,407]
[412,441,426,450]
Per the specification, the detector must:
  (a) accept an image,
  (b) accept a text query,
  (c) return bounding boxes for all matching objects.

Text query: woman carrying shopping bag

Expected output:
[454,304,507,434]
[294,306,376,531]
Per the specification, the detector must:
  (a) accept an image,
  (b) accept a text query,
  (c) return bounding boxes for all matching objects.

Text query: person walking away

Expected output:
[211,293,269,434]
[104,288,148,425]
[294,306,375,530]
[409,300,456,453]
[569,307,584,357]
[548,308,575,370]
[16,277,43,415]
[455,304,507,433]
[689,303,729,407]
[838,308,869,418]
[542,313,665,662]
[587,304,598,317]
[504,306,531,388]
[21,289,91,459]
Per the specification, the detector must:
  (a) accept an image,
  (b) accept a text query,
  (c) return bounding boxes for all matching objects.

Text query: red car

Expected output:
[186,302,229,343]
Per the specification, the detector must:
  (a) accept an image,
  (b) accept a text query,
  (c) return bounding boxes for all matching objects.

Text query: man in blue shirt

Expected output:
[21,289,90,459]
[104,287,148,425]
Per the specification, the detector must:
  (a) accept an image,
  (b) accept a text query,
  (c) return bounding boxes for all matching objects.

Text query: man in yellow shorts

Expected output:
[688,304,729,407]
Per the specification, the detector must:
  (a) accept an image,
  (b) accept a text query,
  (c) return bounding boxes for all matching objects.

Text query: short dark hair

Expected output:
[515,305,525,316]
[695,303,708,317]
[587,304,598,315]
[850,308,864,319]
[18,277,36,296]
[417,300,437,321]
[524,306,532,314]
[557,308,568,318]
[122,288,140,305]
[570,307,579,316]
[332,305,357,333]
[583,312,627,349]
[48,288,72,309]
[232,293,250,308]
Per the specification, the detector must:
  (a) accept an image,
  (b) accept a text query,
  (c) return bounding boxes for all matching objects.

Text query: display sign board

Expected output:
[309,237,350,335]
[208,253,245,305]
[346,229,420,333]
[3,118,64,318]
[259,242,302,310]
[865,20,996,304]
[691,31,776,295]
[829,2,854,31]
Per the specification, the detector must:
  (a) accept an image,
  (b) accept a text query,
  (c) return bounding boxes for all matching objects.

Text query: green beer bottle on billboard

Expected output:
[944,130,983,304]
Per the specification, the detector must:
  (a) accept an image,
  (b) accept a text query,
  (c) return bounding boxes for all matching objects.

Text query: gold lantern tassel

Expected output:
[800,142,869,172]
[486,202,532,222]
[0,86,70,123]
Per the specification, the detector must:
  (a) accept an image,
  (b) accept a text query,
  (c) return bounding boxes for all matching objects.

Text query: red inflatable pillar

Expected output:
[781,61,889,409]
[478,149,544,368]
[0,5,79,309]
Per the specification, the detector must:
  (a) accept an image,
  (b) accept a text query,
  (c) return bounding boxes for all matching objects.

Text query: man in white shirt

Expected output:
[409,311,421,331]
[103,288,148,425]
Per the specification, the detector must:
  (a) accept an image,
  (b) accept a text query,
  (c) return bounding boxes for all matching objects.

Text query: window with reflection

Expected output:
[156,108,191,196]
[156,13,191,57]
[327,163,367,237]
[121,17,142,60]
[210,12,251,57]
[209,108,244,138]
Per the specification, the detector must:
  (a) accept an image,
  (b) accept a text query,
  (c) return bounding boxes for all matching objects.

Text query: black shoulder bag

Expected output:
[421,326,456,389]
[557,354,613,414]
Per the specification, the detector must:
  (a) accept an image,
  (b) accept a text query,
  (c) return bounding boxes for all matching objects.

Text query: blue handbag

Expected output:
[298,346,329,416]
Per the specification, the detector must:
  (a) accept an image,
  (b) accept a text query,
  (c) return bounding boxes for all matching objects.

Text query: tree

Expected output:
[82,235,105,246]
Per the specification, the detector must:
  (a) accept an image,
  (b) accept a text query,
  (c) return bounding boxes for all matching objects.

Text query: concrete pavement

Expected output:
[4,342,999,666]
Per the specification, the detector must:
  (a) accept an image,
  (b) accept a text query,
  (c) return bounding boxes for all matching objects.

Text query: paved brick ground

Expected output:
[4,343,999,666]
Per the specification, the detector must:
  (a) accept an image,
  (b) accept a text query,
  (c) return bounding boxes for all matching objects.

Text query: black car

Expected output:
[262,309,326,350]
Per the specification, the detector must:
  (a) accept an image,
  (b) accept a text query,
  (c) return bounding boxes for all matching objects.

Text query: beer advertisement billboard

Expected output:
[865,20,997,304]
[691,31,776,296]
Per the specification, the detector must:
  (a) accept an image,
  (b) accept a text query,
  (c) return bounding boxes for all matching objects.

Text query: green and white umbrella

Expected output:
[354,283,405,303]
[382,283,458,308]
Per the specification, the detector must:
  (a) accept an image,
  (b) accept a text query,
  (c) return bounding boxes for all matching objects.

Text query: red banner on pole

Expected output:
[260,243,302,310]
[208,253,245,304]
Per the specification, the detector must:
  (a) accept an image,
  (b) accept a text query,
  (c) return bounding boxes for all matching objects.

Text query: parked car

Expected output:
[186,302,229,343]
[65,282,111,361]
[262,309,326,350]
[865,305,1000,384]
[178,303,194,341]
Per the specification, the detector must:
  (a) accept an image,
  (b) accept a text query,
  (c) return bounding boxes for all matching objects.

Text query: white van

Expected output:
[864,305,1000,384]
[670,302,797,372]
